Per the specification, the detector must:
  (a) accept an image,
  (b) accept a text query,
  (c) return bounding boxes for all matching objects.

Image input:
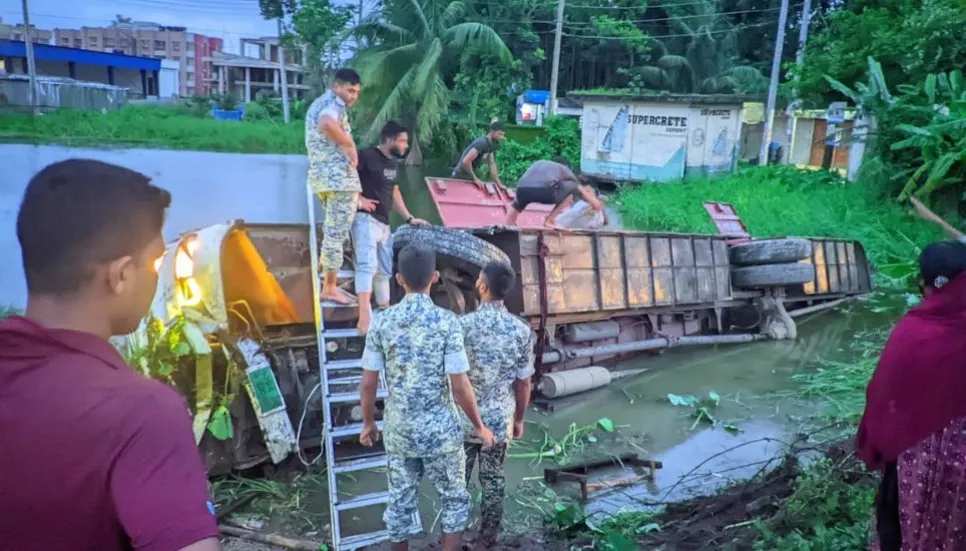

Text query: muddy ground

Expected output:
[220,444,872,551]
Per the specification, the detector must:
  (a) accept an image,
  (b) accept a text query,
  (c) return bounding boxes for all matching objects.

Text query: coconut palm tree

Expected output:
[347,0,510,163]
[625,0,767,94]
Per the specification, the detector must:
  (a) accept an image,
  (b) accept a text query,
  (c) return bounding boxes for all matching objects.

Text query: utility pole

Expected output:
[277,18,290,123]
[548,0,565,117]
[759,0,790,166]
[21,0,38,115]
[794,0,812,68]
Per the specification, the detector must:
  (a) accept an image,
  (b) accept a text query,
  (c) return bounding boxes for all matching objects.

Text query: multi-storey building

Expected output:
[210,36,309,102]
[53,21,222,97]
[0,17,52,44]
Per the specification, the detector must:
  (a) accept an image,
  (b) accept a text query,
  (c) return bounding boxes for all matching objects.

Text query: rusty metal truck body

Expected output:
[141,178,872,473]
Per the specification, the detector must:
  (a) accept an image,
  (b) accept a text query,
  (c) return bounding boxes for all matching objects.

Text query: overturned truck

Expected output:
[135,180,872,475]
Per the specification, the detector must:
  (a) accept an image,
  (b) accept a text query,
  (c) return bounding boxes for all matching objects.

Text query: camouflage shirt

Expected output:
[362,293,470,457]
[304,90,361,193]
[459,302,535,443]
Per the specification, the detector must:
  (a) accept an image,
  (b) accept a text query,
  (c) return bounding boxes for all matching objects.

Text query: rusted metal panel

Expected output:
[802,238,871,296]
[425,177,554,228]
[703,202,751,244]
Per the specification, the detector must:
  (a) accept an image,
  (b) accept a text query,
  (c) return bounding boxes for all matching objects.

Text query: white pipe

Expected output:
[563,333,766,359]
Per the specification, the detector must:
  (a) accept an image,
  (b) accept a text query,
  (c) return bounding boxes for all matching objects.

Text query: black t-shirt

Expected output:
[357,147,399,224]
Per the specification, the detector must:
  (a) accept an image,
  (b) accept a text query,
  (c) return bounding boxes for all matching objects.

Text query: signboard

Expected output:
[826,102,847,124]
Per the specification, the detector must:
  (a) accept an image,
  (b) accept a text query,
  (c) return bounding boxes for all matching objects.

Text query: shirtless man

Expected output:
[505,156,604,230]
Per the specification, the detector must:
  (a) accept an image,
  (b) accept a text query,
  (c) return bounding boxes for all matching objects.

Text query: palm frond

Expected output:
[363,64,418,143]
[445,22,511,62]
[440,1,467,30]
[409,38,444,100]
[407,0,431,38]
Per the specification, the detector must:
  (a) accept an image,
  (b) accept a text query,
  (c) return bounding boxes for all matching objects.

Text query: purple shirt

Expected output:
[0,316,219,551]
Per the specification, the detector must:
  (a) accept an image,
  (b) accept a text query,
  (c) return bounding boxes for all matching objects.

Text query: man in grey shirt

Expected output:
[452,121,506,187]
[505,157,604,230]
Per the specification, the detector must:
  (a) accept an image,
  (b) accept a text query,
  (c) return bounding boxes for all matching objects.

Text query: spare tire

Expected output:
[729,238,812,266]
[732,263,815,288]
[393,225,511,272]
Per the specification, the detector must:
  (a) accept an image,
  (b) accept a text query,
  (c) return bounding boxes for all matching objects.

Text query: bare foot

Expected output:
[321,286,356,305]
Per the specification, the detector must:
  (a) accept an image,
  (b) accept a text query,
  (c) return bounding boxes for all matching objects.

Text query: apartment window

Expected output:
[13,32,21,40]
[187,86,196,96]
[89,36,98,47]
[154,40,166,50]
[172,56,180,63]
[141,40,150,50]
[104,37,115,48]
[172,42,180,52]
[186,42,194,52]
[119,38,130,48]
[60,37,70,45]
[186,74,195,84]
[74,38,82,47]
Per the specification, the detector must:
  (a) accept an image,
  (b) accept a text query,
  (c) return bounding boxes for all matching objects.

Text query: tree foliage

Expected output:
[346,0,510,160]
[792,0,966,106]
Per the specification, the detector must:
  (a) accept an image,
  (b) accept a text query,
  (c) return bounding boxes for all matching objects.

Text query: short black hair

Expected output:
[380,120,408,142]
[489,120,505,132]
[334,68,361,86]
[482,261,515,300]
[397,245,436,290]
[17,159,171,295]
[920,240,966,289]
[551,155,570,168]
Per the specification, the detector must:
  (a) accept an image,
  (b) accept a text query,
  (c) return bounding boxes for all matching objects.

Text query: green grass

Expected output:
[0,105,305,154]
[615,165,943,287]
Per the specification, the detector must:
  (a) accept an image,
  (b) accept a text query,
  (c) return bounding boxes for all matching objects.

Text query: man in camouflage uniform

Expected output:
[460,261,535,548]
[359,245,496,551]
[305,68,362,305]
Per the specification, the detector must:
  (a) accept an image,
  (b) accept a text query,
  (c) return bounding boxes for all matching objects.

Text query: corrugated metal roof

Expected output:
[0,39,160,71]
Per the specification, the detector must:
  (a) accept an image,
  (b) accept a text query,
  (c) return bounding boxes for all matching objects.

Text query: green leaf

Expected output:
[723,423,741,435]
[708,390,721,406]
[638,522,662,534]
[667,393,698,407]
[597,418,615,432]
[207,405,234,441]
[172,341,192,357]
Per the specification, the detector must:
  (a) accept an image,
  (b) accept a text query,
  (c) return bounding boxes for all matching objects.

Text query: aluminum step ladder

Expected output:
[306,185,420,550]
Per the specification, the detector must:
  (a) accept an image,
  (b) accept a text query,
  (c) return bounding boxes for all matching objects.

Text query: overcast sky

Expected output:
[3,0,363,54]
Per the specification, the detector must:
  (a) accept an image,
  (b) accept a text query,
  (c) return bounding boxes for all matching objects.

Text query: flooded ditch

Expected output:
[217,301,897,550]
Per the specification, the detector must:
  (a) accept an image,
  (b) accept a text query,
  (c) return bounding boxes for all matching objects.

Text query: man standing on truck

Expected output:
[505,156,604,230]
[452,120,506,188]
[306,68,363,305]
[459,261,535,550]
[353,120,428,334]
[359,245,495,551]
[0,160,221,551]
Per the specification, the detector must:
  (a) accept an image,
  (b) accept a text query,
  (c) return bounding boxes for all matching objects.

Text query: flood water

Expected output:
[2,145,892,541]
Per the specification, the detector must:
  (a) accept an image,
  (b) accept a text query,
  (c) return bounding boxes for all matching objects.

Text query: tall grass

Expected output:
[0,105,304,154]
[616,166,942,286]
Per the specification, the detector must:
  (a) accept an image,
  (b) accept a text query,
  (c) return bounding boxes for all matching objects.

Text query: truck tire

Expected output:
[392,225,511,271]
[732,263,815,288]
[729,238,812,266]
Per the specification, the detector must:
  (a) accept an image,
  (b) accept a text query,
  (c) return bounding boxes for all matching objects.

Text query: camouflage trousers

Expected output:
[384,450,470,542]
[464,441,509,542]
[315,191,358,273]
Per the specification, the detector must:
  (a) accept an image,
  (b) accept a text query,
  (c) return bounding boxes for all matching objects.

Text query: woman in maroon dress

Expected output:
[860,240,966,551]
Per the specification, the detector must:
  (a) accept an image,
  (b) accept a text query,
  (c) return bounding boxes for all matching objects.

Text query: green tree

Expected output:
[347,0,510,163]
[258,0,355,95]
[791,0,966,106]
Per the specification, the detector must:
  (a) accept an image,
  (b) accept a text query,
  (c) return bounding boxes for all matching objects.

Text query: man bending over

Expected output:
[452,120,506,188]
[505,156,604,229]
[359,245,496,551]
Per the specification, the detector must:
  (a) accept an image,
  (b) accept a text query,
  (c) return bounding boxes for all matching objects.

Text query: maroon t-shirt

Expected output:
[0,316,220,551]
